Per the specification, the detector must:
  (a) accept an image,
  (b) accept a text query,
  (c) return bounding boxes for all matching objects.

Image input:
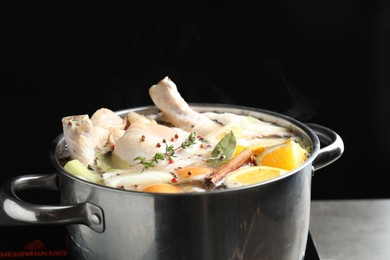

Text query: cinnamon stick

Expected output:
[205,148,253,186]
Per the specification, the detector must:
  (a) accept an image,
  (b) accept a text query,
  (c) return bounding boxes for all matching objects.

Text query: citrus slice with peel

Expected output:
[254,138,308,171]
[142,183,183,193]
[175,166,213,182]
[223,166,288,188]
[234,145,266,157]
[233,138,289,157]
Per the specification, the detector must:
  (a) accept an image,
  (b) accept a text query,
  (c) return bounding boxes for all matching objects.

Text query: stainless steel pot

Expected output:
[0,104,344,260]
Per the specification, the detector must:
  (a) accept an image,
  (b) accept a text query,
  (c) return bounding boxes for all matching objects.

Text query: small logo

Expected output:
[0,238,67,258]
[23,239,45,251]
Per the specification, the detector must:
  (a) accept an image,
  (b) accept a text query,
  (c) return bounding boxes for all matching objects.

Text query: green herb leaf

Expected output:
[210,130,236,167]
[134,131,197,171]
[181,131,196,149]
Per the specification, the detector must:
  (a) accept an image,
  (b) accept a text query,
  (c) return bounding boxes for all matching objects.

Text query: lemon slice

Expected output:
[223,166,288,188]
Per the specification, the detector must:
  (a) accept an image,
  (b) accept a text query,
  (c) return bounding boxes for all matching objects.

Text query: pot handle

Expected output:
[0,173,104,233]
[306,123,344,172]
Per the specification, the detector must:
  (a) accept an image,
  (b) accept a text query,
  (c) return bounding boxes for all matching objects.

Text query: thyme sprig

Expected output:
[134,131,197,171]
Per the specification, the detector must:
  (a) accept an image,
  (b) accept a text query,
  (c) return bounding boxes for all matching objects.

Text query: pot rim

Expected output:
[50,103,320,196]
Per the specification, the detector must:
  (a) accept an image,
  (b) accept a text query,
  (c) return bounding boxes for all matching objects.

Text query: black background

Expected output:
[1,0,390,201]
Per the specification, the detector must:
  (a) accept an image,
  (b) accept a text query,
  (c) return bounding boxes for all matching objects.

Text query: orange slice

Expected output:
[175,166,213,181]
[142,183,182,193]
[234,145,266,157]
[254,138,308,171]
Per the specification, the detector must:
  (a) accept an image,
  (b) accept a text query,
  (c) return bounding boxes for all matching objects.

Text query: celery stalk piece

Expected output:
[64,159,103,184]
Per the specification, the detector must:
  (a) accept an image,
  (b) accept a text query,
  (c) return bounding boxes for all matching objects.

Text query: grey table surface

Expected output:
[310,199,390,260]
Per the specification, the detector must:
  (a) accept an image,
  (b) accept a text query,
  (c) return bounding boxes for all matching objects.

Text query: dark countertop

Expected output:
[310,199,390,260]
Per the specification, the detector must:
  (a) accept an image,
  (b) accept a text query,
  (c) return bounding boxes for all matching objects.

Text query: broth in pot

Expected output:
[60,76,310,193]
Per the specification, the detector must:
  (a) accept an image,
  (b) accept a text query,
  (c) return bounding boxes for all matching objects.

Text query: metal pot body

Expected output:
[1,104,344,260]
[62,164,311,260]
